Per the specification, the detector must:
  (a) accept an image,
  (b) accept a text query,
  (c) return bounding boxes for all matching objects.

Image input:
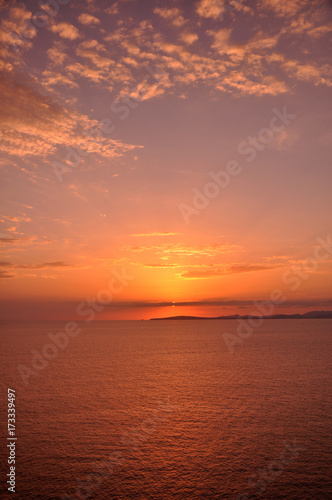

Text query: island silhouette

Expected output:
[150,310,332,320]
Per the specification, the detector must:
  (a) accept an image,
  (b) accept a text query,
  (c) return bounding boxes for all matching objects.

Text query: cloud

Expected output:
[196,0,225,19]
[208,28,232,53]
[49,22,80,40]
[153,7,186,27]
[0,261,72,279]
[0,261,71,269]
[125,78,168,101]
[282,60,332,87]
[0,72,76,156]
[78,13,101,25]
[105,3,120,16]
[112,24,288,98]
[95,2,331,100]
[64,45,133,86]
[42,70,79,89]
[0,236,52,247]
[0,238,25,244]
[306,22,332,38]
[271,129,299,150]
[130,232,181,237]
[141,263,181,269]
[0,215,31,222]
[208,28,280,58]
[68,184,87,202]
[259,0,308,17]
[1,0,330,118]
[0,4,36,58]
[79,39,106,51]
[205,29,292,95]
[0,270,15,278]
[88,298,291,309]
[126,243,238,258]
[75,46,114,70]
[17,261,70,270]
[218,72,289,96]
[180,263,280,279]
[180,32,199,45]
[0,71,141,161]
[46,41,68,65]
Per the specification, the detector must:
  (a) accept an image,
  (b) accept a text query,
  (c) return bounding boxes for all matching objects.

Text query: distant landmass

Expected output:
[150,311,332,320]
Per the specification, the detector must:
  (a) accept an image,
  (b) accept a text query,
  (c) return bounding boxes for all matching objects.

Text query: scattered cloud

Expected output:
[0,215,31,223]
[282,60,332,87]
[196,0,225,20]
[153,7,186,27]
[259,0,308,18]
[78,13,101,25]
[46,41,69,65]
[49,22,80,40]
[0,70,141,161]
[0,0,330,109]
[180,32,199,45]
[105,2,120,16]
[42,70,79,89]
[0,4,36,61]
[208,28,232,53]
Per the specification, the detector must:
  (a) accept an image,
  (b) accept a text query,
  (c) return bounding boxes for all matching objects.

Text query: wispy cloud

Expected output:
[0,261,72,269]
[0,70,140,163]
[130,232,181,237]
[0,215,31,223]
[126,243,238,258]
[141,263,181,269]
[0,270,15,278]
[180,264,281,279]
[0,237,27,244]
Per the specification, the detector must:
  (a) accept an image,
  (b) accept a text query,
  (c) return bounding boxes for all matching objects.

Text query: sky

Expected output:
[0,0,331,320]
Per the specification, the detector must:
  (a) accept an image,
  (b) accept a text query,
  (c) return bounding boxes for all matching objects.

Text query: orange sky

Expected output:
[0,0,332,319]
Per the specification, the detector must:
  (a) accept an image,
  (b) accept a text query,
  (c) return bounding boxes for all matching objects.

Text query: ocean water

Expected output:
[0,319,331,499]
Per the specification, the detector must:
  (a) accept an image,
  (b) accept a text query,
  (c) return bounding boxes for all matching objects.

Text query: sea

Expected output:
[0,319,331,499]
